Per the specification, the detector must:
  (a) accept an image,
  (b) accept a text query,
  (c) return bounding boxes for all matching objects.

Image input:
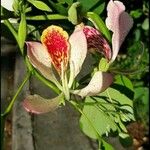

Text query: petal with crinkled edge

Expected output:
[41,25,70,73]
[23,94,62,114]
[68,24,87,87]
[105,0,133,62]
[73,71,113,97]
[26,42,56,81]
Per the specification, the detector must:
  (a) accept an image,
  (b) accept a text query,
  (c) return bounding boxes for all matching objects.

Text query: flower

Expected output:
[23,0,133,114]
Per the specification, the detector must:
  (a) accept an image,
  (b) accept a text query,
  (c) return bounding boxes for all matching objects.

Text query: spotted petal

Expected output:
[41,25,70,74]
[105,0,133,62]
[73,71,113,97]
[26,42,56,82]
[83,26,112,60]
[68,24,87,87]
[23,94,62,114]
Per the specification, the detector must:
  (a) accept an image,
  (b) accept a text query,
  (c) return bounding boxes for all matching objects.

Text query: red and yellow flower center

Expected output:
[41,25,70,73]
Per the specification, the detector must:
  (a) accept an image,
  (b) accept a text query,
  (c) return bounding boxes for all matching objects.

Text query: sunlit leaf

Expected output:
[68,2,80,25]
[28,0,52,12]
[18,13,26,54]
[114,75,134,91]
[80,96,117,139]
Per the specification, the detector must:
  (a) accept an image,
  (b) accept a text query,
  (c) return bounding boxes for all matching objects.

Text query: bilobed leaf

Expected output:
[28,0,52,12]
[68,2,80,25]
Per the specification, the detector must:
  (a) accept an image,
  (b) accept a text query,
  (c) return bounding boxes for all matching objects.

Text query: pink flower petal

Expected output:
[23,94,62,114]
[68,24,87,87]
[73,71,114,97]
[105,0,133,62]
[26,42,55,81]
[83,26,112,60]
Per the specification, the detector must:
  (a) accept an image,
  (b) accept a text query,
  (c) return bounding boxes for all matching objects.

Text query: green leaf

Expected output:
[58,0,73,5]
[12,0,21,15]
[114,75,134,91]
[142,18,149,30]
[92,2,105,15]
[28,0,52,12]
[100,87,133,107]
[102,140,115,150]
[18,13,27,54]
[98,57,110,72]
[80,96,117,139]
[119,133,133,147]
[48,1,67,15]
[100,87,135,122]
[26,14,68,20]
[133,87,149,124]
[1,6,15,19]
[117,116,127,132]
[87,12,111,42]
[112,75,134,100]
[130,9,142,19]
[77,0,99,13]
[68,2,80,25]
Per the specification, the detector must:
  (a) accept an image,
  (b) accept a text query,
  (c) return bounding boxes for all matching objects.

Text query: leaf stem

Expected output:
[3,19,18,43]
[34,70,60,94]
[26,14,68,20]
[1,73,31,117]
[1,72,30,150]
[69,100,102,141]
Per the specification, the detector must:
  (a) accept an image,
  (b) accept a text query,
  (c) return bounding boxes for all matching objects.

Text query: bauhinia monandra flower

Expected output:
[23,0,133,114]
